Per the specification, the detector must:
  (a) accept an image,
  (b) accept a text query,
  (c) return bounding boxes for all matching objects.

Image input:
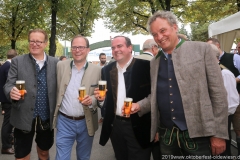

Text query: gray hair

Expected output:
[142,39,158,50]
[147,11,178,34]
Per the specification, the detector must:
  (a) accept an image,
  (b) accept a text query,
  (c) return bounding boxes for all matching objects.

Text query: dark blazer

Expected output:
[0,61,11,103]
[4,54,58,131]
[99,58,151,149]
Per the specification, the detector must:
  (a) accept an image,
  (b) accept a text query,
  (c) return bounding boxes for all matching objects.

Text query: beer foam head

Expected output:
[125,98,133,102]
[79,86,86,90]
[99,81,107,85]
[16,80,25,84]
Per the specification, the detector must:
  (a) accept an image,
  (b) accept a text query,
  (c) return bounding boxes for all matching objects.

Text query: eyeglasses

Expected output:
[71,46,88,51]
[29,40,45,46]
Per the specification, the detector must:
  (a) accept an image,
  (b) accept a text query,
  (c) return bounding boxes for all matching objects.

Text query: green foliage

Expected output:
[57,0,101,40]
[189,23,209,42]
[101,0,188,35]
[178,24,189,39]
[0,0,47,48]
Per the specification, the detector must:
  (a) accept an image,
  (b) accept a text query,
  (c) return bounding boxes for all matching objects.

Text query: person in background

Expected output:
[207,38,240,156]
[209,43,239,156]
[135,39,160,160]
[0,49,17,154]
[53,35,101,160]
[135,39,159,61]
[4,29,58,160]
[236,42,240,55]
[98,53,108,67]
[132,10,228,158]
[59,55,67,61]
[97,53,107,123]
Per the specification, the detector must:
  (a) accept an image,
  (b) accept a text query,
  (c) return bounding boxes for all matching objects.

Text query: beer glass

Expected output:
[16,80,25,99]
[98,80,107,98]
[124,97,133,118]
[79,86,86,102]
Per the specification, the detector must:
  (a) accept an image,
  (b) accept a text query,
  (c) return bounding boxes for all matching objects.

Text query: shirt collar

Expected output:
[32,52,46,63]
[72,61,87,70]
[143,51,154,57]
[162,38,181,58]
[116,56,133,70]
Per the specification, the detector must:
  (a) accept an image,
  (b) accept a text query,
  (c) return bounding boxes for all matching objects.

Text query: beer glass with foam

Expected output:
[79,86,86,102]
[16,80,25,100]
[98,80,107,98]
[124,97,133,117]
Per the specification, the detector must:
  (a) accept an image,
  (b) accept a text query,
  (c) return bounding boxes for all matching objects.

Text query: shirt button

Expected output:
[169,78,172,81]
[173,117,176,120]
[170,93,173,96]
[171,108,174,111]
[170,101,173,103]
[170,85,172,88]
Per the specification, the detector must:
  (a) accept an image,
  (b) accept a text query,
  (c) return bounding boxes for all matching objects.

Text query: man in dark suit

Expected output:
[0,49,17,154]
[94,36,152,160]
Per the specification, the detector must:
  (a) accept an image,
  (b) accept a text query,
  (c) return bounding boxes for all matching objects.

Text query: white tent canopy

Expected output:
[208,12,240,52]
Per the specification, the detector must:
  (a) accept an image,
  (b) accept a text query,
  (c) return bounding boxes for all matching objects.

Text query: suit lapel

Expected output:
[152,55,161,106]
[110,64,118,110]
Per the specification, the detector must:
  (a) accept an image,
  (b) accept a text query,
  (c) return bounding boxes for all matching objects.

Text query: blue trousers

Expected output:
[55,114,94,160]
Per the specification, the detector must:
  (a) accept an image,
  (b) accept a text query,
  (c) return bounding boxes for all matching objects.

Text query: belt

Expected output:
[60,112,85,120]
[115,115,131,122]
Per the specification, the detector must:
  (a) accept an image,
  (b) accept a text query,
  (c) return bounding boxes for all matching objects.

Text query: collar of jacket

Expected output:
[155,39,185,59]
[70,60,88,70]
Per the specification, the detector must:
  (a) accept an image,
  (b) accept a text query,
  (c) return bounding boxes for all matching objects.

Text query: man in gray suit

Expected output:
[135,39,159,61]
[131,11,228,157]
[4,29,58,160]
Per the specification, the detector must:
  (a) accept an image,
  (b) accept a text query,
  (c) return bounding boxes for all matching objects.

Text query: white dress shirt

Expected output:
[32,53,46,69]
[221,69,239,115]
[115,56,133,116]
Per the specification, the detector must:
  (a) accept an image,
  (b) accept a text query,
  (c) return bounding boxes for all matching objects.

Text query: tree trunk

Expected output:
[49,0,58,57]
[11,39,16,49]
[237,0,240,11]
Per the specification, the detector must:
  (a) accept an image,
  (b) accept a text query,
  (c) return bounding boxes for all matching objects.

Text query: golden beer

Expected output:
[124,98,133,118]
[16,80,25,99]
[79,86,86,102]
[98,80,107,98]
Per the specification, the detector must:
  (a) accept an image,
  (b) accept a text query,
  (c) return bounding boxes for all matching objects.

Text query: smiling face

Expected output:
[150,18,179,54]
[111,36,132,65]
[71,37,90,64]
[29,32,47,58]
